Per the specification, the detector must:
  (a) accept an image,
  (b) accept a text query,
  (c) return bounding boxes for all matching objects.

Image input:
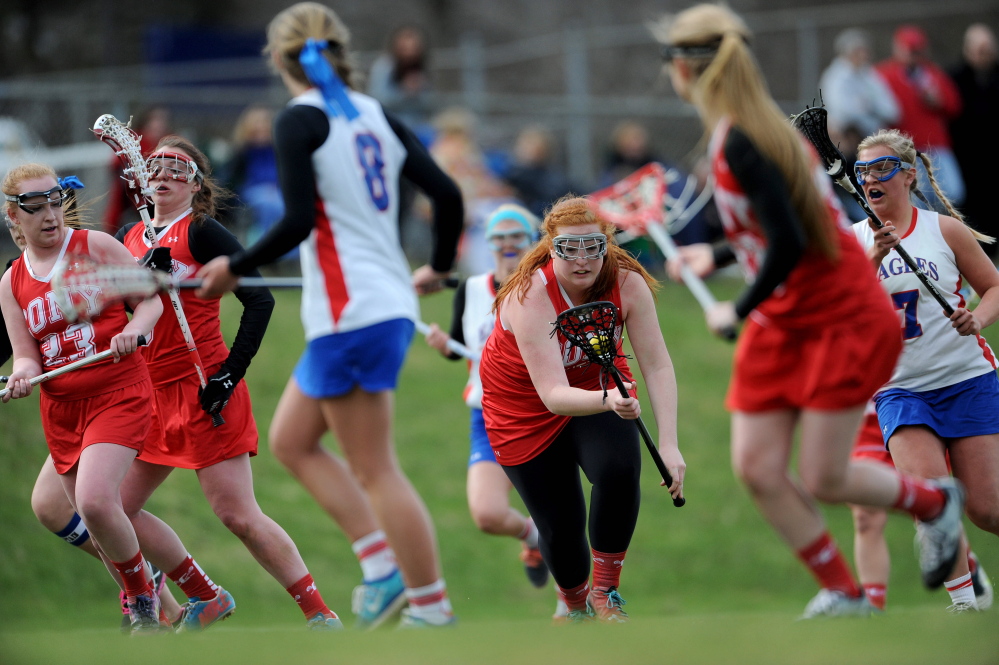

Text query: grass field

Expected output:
[1,277,997,664]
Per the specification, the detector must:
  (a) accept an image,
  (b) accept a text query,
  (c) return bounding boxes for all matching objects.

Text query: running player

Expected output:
[116,136,343,631]
[1,163,168,633]
[423,204,552,590]
[658,3,965,618]
[479,196,683,623]
[853,128,999,612]
[196,2,464,627]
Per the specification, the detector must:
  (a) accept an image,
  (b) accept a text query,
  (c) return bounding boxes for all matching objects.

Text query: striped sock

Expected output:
[167,555,218,602]
[863,583,887,611]
[405,579,453,623]
[945,573,977,608]
[518,518,539,550]
[796,532,862,597]
[54,512,90,547]
[352,530,397,583]
[287,573,335,620]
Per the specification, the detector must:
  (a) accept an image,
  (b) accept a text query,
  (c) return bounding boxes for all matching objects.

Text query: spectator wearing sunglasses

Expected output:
[852,128,999,613]
[478,196,682,623]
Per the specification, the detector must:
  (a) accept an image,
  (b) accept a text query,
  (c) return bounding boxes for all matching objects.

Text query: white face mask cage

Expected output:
[146,151,200,184]
[552,233,607,261]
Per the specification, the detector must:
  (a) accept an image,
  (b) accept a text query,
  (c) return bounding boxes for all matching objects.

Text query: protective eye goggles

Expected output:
[854,156,912,184]
[146,151,201,183]
[5,186,67,214]
[486,229,531,252]
[552,233,607,261]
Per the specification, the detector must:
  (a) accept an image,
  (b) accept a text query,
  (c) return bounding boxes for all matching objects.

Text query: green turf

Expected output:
[1,278,997,662]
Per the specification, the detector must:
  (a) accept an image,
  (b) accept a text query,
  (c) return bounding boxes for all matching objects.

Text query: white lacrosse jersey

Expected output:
[853,207,997,392]
[461,273,497,409]
[292,88,418,339]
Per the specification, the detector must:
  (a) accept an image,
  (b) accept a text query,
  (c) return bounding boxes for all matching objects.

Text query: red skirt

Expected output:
[137,362,258,469]
[42,379,152,474]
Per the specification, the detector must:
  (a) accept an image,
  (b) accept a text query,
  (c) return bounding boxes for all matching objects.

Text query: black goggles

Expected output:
[5,186,67,214]
[660,42,721,63]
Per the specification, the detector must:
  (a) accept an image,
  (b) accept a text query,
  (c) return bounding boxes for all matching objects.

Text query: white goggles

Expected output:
[552,233,607,261]
[146,151,201,183]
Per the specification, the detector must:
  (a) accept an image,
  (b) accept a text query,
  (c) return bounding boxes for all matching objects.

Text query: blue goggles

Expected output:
[854,156,912,184]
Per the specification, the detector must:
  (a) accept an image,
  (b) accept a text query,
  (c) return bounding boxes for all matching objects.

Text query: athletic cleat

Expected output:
[564,606,596,624]
[306,611,344,631]
[970,555,993,611]
[520,544,550,588]
[946,600,978,614]
[351,569,407,629]
[915,478,966,589]
[551,598,570,624]
[128,593,170,635]
[175,587,235,633]
[396,608,457,629]
[119,591,131,634]
[588,587,629,623]
[798,589,878,620]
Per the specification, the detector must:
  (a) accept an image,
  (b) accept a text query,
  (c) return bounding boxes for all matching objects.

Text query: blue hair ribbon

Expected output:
[486,208,535,238]
[58,175,85,190]
[300,39,359,121]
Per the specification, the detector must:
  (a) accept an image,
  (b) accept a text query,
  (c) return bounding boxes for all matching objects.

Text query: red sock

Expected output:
[167,555,219,602]
[557,581,590,612]
[286,574,335,620]
[591,549,626,590]
[892,475,945,521]
[112,551,153,600]
[863,583,887,611]
[796,532,862,597]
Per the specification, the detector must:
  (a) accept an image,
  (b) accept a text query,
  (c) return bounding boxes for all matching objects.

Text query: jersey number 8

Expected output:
[355,133,390,212]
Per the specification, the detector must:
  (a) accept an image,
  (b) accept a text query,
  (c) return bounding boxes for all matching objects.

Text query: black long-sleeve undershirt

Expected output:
[723,127,807,319]
[0,258,14,366]
[228,104,463,276]
[116,219,274,379]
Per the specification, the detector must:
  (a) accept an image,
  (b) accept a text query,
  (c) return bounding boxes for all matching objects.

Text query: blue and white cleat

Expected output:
[351,569,407,630]
[307,611,344,631]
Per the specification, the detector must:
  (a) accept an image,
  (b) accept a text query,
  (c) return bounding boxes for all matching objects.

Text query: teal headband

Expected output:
[486,209,535,238]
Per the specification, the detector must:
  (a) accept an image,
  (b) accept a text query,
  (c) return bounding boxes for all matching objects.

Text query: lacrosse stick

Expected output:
[51,256,302,325]
[1,336,147,400]
[790,105,954,317]
[555,301,684,507]
[414,320,479,361]
[94,113,224,425]
[590,163,736,341]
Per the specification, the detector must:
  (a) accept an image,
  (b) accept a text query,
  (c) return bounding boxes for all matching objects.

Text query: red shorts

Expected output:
[138,364,258,470]
[851,410,893,466]
[41,380,152,474]
[727,310,901,413]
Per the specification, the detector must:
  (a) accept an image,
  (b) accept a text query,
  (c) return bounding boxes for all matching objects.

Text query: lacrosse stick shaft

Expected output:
[833,175,955,316]
[414,320,478,361]
[646,223,738,341]
[1,336,147,399]
[177,277,304,289]
[607,367,685,508]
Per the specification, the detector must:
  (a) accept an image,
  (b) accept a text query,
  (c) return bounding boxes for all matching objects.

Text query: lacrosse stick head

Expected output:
[790,106,847,180]
[589,163,668,238]
[52,254,161,323]
[554,301,620,369]
[92,114,155,209]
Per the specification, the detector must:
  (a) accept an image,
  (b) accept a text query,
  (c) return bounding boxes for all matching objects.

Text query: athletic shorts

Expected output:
[41,379,152,474]
[294,318,414,399]
[727,311,901,413]
[469,408,498,466]
[851,409,893,466]
[138,362,258,470]
[875,371,999,445]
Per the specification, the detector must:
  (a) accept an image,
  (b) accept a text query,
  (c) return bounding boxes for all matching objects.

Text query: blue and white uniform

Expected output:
[459,273,499,465]
[853,207,999,443]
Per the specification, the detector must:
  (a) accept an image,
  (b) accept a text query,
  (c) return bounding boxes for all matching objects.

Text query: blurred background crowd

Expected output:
[1,0,997,269]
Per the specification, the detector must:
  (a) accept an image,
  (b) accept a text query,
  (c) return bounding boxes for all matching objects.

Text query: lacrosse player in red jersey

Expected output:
[423,204,555,593]
[478,196,682,623]
[852,128,999,612]
[658,3,966,619]
[1,163,171,633]
[196,3,464,628]
[112,135,343,631]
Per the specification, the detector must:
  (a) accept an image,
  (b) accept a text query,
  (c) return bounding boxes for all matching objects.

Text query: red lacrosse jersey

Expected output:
[479,261,634,466]
[8,228,146,400]
[122,212,229,388]
[708,117,889,328]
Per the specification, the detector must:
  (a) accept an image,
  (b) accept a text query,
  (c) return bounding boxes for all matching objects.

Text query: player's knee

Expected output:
[852,506,887,535]
[31,490,68,532]
[469,504,507,534]
[964,498,999,536]
[75,493,117,530]
[732,455,777,494]
[216,508,254,541]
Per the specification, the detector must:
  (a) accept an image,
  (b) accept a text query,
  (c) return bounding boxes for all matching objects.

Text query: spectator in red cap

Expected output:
[876,24,965,210]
